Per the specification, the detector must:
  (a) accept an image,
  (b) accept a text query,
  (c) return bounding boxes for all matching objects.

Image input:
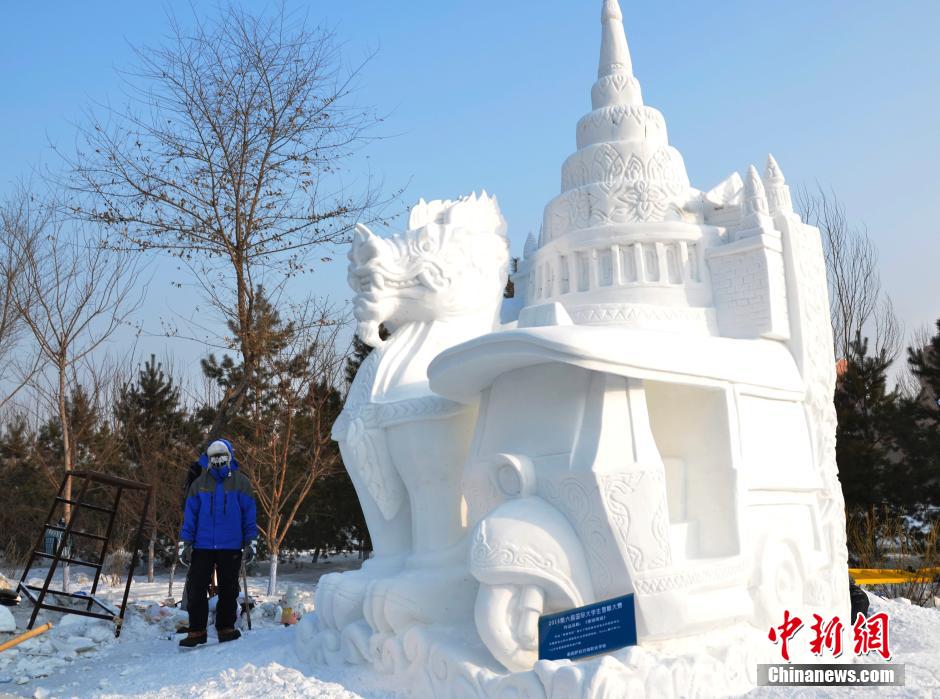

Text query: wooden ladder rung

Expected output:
[33,551,103,569]
[44,524,108,542]
[54,497,115,515]
[31,602,115,621]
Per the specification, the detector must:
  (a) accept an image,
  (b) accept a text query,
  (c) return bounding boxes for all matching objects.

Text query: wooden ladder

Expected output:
[17,470,152,638]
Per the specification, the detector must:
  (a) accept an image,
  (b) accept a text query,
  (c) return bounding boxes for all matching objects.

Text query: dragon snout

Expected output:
[352,293,389,349]
[353,269,387,294]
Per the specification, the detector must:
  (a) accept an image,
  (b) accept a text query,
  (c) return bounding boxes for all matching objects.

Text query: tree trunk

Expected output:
[147,531,155,583]
[267,552,278,596]
[58,362,72,594]
[168,560,177,598]
[312,547,320,564]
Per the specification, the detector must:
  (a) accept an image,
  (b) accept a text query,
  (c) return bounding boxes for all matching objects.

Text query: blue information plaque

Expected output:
[538,593,637,661]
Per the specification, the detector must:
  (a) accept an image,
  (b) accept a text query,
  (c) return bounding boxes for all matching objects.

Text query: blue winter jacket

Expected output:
[180,439,258,550]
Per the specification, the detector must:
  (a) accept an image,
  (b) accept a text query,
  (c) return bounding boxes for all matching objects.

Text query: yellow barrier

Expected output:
[849,567,940,585]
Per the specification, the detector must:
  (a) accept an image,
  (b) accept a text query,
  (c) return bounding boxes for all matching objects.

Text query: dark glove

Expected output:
[243,539,257,565]
[178,541,192,567]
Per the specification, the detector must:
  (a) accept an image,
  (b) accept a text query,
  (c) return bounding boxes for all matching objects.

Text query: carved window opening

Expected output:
[598,249,614,287]
[644,244,660,282]
[645,382,740,559]
[687,243,701,282]
[621,244,637,283]
[577,252,590,292]
[666,244,681,284]
[559,256,570,294]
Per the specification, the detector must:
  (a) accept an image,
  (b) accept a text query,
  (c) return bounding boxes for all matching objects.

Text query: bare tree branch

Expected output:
[798,184,900,361]
[61,4,399,446]
[0,191,44,411]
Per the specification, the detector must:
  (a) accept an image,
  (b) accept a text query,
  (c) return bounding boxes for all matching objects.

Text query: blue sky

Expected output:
[2,1,938,380]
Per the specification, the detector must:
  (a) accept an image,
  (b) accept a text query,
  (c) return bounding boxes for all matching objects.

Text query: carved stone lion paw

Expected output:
[316,568,375,630]
[364,566,478,636]
[294,613,342,666]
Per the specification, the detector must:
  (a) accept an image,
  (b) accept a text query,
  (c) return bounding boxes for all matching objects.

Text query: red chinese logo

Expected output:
[768,610,891,662]
[767,610,803,661]
[809,614,844,658]
[853,612,891,661]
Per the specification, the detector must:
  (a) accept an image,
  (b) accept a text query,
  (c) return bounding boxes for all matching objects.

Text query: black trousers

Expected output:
[186,548,242,633]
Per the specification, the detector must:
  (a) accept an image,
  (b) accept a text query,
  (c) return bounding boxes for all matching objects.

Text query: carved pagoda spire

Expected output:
[733,164,778,240]
[745,165,769,216]
[765,153,784,183]
[592,0,643,109]
[763,153,793,214]
[599,0,633,78]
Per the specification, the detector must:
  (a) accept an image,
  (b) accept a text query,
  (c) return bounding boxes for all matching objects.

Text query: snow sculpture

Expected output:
[299,1,849,695]
[310,192,510,664]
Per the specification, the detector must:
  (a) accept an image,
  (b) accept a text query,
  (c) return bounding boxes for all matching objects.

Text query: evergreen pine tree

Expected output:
[908,319,940,411]
[34,386,118,483]
[503,257,518,299]
[344,335,373,386]
[835,332,903,514]
[0,416,54,563]
[114,355,195,583]
[902,319,940,506]
[291,329,373,559]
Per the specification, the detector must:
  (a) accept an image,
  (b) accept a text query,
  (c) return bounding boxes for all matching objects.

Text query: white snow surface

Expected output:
[0,560,399,699]
[0,565,937,698]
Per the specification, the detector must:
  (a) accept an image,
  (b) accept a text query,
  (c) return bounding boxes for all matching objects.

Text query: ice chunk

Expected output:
[0,606,15,633]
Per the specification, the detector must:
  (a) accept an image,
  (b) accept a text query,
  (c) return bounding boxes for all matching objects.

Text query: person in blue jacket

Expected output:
[177,439,258,647]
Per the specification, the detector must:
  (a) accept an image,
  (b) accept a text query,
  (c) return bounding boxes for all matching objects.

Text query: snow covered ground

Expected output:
[0,557,401,699]
[0,560,938,698]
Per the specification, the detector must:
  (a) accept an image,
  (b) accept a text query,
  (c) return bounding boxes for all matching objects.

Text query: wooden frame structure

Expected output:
[17,470,151,638]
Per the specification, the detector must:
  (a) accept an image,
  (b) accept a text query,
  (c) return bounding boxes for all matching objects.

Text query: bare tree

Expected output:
[873,295,902,366]
[798,185,900,361]
[10,200,142,591]
[65,4,393,446]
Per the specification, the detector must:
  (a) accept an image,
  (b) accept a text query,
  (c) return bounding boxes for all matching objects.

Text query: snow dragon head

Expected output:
[348,192,509,347]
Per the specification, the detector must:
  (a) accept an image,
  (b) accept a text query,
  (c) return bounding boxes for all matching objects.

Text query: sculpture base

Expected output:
[297,614,789,698]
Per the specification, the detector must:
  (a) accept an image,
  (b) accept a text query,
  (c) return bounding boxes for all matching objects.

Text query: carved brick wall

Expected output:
[707,235,790,340]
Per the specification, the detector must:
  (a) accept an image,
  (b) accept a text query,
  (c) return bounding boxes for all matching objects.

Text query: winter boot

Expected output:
[849,579,870,621]
[218,628,242,643]
[179,631,207,648]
